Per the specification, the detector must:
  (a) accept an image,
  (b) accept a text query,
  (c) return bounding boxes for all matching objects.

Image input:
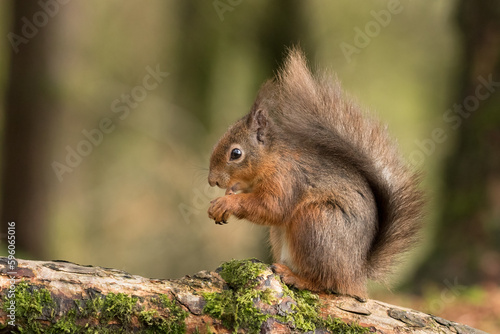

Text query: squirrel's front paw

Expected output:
[208,196,234,225]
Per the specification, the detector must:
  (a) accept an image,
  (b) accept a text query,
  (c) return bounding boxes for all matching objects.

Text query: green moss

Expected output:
[2,281,187,334]
[321,315,370,333]
[74,292,137,326]
[78,294,104,318]
[281,281,369,333]
[203,259,273,333]
[280,285,319,331]
[2,281,56,333]
[203,288,273,333]
[203,259,369,334]
[99,293,138,325]
[49,309,79,334]
[139,309,159,324]
[138,295,188,333]
[217,258,268,289]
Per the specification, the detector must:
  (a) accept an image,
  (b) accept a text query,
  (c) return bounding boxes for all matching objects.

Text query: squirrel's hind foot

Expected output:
[271,263,368,301]
[271,263,318,292]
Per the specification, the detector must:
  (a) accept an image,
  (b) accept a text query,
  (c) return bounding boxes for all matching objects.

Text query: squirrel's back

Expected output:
[256,49,424,280]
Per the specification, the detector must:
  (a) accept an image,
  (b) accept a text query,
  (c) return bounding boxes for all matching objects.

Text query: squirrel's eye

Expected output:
[230,148,242,161]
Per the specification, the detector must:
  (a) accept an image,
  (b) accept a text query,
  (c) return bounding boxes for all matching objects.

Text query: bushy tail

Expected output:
[363,161,425,280]
[257,47,425,280]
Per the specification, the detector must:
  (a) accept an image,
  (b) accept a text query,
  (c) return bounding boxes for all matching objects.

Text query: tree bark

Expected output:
[1,0,60,258]
[0,258,486,334]
[413,0,500,288]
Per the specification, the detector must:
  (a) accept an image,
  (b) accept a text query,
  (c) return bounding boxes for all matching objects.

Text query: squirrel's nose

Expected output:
[208,175,218,187]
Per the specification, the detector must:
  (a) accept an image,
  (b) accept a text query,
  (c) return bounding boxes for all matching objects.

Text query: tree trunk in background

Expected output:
[0,1,57,258]
[173,0,311,133]
[414,0,500,288]
[173,1,217,130]
[254,0,312,75]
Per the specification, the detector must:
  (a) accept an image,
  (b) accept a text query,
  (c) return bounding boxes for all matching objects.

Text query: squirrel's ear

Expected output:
[247,108,268,144]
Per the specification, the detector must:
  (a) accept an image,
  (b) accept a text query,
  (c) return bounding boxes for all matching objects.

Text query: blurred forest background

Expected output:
[0,0,499,331]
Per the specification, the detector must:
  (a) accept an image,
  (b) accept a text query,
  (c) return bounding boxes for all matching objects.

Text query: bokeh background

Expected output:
[0,0,499,331]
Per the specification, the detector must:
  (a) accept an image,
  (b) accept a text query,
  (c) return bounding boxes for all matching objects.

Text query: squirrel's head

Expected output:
[208,107,272,195]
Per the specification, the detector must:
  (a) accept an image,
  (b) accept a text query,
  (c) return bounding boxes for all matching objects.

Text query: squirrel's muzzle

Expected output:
[208,178,218,188]
[208,173,219,188]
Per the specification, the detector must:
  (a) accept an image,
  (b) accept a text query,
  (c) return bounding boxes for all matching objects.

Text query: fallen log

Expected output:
[0,258,488,333]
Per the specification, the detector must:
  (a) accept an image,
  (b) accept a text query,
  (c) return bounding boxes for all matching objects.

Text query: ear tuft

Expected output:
[248,108,268,144]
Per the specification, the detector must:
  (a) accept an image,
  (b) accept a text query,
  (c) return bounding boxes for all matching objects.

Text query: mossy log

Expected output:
[0,258,487,334]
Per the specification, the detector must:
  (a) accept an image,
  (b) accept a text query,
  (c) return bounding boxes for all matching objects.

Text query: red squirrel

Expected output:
[207,48,424,298]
